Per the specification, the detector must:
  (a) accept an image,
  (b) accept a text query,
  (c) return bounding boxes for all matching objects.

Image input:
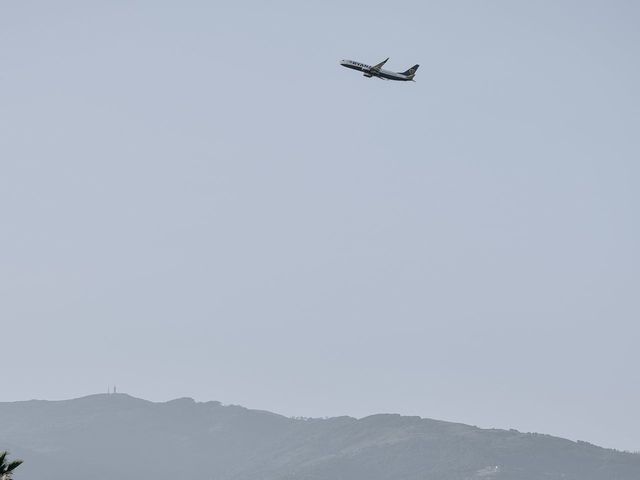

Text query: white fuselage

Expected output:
[339,59,414,81]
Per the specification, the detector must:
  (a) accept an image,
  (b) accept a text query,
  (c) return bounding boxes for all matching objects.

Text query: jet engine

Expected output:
[363,73,373,78]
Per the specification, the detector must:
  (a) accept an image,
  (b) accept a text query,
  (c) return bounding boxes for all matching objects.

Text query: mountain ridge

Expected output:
[1,393,638,480]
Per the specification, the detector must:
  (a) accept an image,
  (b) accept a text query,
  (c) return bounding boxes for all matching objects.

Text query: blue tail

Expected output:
[402,64,419,76]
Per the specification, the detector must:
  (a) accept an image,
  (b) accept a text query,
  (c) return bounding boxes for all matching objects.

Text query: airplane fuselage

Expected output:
[339,59,416,82]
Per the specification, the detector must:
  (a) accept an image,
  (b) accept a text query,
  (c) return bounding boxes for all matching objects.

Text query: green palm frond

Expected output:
[6,460,23,472]
[0,451,22,476]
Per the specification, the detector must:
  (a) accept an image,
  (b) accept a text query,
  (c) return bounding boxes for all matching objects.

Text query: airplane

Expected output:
[339,57,419,81]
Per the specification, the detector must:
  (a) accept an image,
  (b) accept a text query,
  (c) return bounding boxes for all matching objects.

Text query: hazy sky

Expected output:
[1,0,639,451]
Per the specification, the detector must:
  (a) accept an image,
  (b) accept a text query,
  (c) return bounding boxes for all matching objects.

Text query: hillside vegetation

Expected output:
[1,394,638,480]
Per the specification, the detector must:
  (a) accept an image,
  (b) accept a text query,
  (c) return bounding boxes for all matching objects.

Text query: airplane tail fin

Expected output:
[403,64,419,76]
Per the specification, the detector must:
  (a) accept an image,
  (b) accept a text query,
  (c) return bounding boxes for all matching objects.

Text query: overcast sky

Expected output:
[1,0,639,452]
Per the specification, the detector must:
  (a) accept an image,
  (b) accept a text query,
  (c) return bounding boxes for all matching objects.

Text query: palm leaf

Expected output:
[6,460,23,472]
[0,450,7,474]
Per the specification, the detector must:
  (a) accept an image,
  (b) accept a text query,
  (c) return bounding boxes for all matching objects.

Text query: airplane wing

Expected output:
[370,57,389,71]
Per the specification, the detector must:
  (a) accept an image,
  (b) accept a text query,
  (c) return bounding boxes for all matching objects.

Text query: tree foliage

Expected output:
[0,451,23,480]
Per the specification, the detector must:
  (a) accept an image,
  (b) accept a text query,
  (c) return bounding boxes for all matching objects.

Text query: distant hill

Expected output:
[1,393,638,480]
